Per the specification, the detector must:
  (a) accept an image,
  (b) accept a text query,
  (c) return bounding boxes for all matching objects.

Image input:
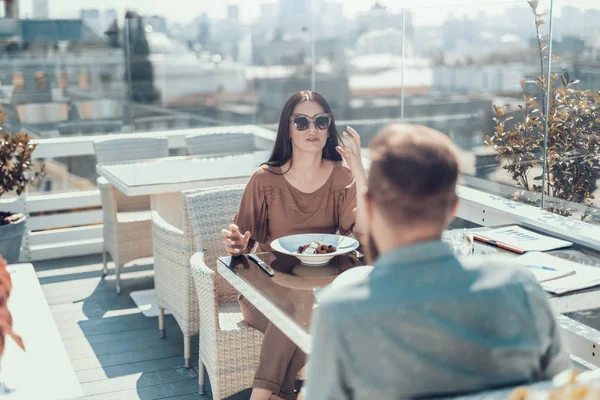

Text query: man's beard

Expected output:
[365,230,380,265]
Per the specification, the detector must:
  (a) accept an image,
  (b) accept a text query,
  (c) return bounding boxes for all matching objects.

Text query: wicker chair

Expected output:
[151,189,202,368]
[94,137,169,294]
[184,132,256,156]
[185,186,264,399]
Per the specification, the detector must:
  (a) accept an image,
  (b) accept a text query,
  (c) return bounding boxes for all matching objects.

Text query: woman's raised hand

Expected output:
[336,126,364,177]
[221,224,251,257]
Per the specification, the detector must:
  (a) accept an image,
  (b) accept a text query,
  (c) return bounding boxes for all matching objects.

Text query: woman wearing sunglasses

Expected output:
[221,91,366,400]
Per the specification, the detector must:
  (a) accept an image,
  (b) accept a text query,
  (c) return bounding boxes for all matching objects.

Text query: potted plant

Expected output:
[0,114,45,263]
[485,1,600,221]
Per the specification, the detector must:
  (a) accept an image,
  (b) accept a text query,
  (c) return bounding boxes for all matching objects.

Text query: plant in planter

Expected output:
[0,115,45,263]
[485,1,600,220]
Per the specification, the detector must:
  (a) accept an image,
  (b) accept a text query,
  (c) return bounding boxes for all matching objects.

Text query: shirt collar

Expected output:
[372,240,455,274]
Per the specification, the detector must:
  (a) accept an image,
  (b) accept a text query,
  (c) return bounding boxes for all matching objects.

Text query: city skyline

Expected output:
[21,0,600,25]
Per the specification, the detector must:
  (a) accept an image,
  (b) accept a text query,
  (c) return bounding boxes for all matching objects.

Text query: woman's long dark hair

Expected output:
[264,91,343,169]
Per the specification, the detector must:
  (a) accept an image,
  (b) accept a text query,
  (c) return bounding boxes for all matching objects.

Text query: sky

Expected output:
[20,0,600,26]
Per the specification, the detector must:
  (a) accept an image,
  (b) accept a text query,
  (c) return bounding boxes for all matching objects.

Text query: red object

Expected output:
[0,254,25,356]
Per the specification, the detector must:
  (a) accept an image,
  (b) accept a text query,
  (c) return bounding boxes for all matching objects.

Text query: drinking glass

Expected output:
[444,229,474,257]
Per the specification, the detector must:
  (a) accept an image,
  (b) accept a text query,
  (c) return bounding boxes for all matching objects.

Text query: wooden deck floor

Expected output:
[33,254,252,400]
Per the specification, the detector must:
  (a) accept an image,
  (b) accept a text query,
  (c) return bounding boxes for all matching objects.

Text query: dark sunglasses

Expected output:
[290,113,332,131]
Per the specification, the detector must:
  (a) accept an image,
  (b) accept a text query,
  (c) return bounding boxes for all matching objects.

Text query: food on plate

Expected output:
[297,239,337,254]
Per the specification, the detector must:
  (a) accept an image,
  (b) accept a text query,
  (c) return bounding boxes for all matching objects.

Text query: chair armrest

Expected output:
[152,210,189,273]
[151,210,184,238]
[190,252,219,331]
[190,252,220,370]
[98,178,117,223]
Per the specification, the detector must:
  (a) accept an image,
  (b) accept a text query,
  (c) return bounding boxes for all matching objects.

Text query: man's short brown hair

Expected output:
[367,124,460,227]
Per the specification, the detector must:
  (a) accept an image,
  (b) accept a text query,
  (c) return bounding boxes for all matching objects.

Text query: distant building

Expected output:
[572,63,600,91]
[150,56,248,108]
[349,54,432,97]
[228,5,239,21]
[356,2,402,35]
[252,36,309,65]
[197,13,210,48]
[432,63,536,95]
[278,0,311,37]
[4,0,19,19]
[32,0,49,19]
[145,15,169,34]
[316,1,344,40]
[260,2,278,23]
[349,95,494,151]
[80,9,101,36]
[104,9,118,32]
[356,28,404,56]
[256,66,350,120]
[315,37,345,62]
[256,2,278,39]
[210,16,241,60]
[442,15,480,52]
[0,18,107,56]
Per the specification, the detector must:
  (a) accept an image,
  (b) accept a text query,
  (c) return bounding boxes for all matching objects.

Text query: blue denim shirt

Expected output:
[304,240,569,399]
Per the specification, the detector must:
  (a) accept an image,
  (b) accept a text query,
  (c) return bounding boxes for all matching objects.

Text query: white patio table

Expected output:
[96,150,271,230]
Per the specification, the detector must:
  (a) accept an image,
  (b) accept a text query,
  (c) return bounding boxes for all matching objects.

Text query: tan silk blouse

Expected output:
[234,163,357,253]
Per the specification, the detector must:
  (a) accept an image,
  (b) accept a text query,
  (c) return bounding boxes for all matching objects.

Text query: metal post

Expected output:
[310,3,316,91]
[541,0,554,210]
[401,9,406,121]
[124,17,134,130]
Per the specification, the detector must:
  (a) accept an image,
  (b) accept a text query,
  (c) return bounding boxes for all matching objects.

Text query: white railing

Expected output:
[0,125,276,262]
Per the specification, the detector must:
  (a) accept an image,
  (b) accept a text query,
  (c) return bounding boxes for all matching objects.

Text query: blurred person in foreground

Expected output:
[303,124,569,399]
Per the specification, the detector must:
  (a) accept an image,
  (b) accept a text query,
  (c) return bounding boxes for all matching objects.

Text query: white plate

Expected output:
[271,233,360,266]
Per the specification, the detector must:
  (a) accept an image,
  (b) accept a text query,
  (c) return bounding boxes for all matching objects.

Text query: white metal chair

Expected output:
[184,132,256,156]
[185,185,264,399]
[94,137,169,294]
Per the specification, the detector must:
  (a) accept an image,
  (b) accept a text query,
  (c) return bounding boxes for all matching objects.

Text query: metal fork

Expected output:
[353,250,365,264]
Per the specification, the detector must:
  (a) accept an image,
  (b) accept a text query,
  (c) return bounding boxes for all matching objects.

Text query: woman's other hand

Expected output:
[336,126,365,178]
[222,224,251,257]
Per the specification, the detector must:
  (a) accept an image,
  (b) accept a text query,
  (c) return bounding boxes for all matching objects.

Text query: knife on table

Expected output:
[247,254,275,277]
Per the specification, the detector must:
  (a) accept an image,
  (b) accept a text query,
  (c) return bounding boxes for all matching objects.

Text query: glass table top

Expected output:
[218,252,365,333]
[98,150,271,188]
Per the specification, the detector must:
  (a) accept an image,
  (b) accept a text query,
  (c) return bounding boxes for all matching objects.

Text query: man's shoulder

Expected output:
[317,255,544,317]
[317,280,372,319]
